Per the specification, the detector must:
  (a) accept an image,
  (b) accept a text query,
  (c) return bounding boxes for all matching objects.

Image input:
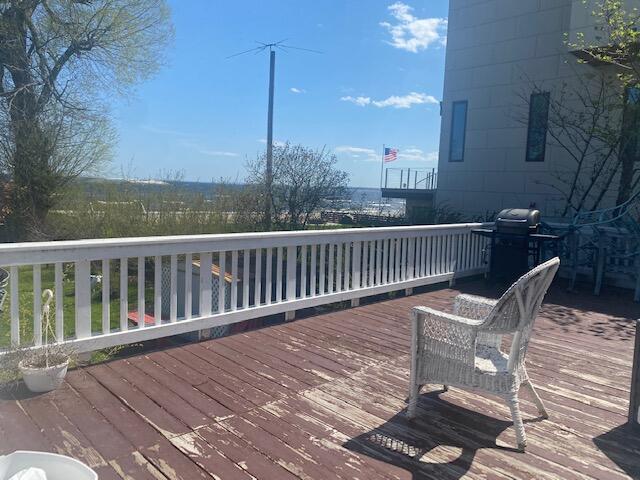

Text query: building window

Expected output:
[621,87,640,162]
[525,92,550,162]
[449,101,468,162]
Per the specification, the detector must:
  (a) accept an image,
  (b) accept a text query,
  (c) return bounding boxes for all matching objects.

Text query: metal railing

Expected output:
[384,168,437,190]
[0,224,487,353]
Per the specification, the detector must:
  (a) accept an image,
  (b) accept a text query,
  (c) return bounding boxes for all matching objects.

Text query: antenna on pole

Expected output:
[227,40,322,230]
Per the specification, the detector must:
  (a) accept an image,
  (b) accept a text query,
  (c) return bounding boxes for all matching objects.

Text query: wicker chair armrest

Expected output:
[453,294,498,321]
[412,306,481,366]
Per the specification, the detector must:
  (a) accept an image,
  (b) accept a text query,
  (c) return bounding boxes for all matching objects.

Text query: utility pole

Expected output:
[226,41,321,231]
[265,49,275,231]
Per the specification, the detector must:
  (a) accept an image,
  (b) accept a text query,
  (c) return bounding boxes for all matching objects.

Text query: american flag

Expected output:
[384,147,398,163]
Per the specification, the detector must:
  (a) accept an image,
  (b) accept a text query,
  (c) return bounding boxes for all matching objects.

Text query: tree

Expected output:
[517,72,626,217]
[570,0,640,205]
[0,0,173,240]
[246,143,350,230]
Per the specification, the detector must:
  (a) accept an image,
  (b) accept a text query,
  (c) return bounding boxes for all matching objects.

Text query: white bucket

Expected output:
[0,451,97,480]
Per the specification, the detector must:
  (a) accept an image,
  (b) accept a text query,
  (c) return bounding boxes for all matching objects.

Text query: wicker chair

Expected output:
[407,257,560,451]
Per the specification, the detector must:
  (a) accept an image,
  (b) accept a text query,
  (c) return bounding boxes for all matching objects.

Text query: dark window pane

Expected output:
[449,101,467,162]
[526,92,550,162]
[622,86,640,162]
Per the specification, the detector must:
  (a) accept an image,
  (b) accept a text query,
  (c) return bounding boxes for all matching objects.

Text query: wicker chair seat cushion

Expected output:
[475,344,508,374]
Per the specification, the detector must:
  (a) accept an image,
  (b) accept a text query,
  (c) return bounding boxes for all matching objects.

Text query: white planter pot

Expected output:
[19,360,69,393]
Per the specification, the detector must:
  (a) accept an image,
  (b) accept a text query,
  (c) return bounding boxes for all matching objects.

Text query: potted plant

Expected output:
[17,289,75,393]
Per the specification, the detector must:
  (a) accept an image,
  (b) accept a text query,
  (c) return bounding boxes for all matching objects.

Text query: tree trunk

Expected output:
[2,6,56,240]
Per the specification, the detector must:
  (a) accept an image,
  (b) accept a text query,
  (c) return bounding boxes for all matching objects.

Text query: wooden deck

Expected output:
[2,279,640,480]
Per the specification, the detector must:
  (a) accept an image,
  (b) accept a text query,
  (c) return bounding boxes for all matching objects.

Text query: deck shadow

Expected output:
[343,390,523,480]
[594,423,640,479]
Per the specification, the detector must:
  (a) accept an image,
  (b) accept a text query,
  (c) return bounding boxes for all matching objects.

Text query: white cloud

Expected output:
[198,150,239,157]
[335,145,379,161]
[341,91,438,109]
[380,2,447,53]
[335,146,376,155]
[372,92,438,109]
[290,87,306,94]
[397,148,439,162]
[340,95,371,107]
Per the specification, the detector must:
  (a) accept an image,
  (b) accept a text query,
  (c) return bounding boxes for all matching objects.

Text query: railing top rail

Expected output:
[0,223,484,266]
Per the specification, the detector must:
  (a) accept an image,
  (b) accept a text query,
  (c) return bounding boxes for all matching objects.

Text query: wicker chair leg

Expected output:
[507,392,526,451]
[523,381,548,418]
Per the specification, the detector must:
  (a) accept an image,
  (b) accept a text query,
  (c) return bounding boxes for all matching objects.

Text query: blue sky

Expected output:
[112,0,449,188]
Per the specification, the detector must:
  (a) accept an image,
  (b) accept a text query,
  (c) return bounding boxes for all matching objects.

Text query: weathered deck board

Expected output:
[2,279,640,479]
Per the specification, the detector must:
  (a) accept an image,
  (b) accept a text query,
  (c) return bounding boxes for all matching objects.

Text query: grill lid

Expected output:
[495,208,540,235]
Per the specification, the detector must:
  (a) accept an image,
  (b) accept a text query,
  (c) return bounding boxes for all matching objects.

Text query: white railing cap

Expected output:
[0,223,484,266]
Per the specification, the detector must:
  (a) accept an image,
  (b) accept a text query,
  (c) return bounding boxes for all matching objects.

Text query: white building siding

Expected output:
[437,0,577,218]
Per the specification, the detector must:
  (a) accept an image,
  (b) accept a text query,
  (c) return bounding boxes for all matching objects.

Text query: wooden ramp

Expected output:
[1,280,639,479]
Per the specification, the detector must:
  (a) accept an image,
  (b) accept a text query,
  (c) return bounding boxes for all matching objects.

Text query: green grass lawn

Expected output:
[0,262,157,350]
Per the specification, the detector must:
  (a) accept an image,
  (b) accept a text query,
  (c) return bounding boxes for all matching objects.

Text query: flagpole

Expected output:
[380,144,385,189]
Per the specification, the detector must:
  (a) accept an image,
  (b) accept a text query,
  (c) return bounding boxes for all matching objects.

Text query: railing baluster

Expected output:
[185,253,192,319]
[254,248,262,306]
[286,246,297,301]
[376,240,382,285]
[310,245,317,296]
[120,258,128,331]
[383,239,390,284]
[328,244,335,294]
[218,251,227,313]
[170,254,178,321]
[336,243,343,291]
[437,235,443,275]
[408,238,415,280]
[10,266,19,345]
[231,250,240,312]
[319,244,326,295]
[400,238,407,281]
[54,263,63,340]
[33,265,42,346]
[102,259,111,333]
[75,260,91,339]
[427,236,436,276]
[137,257,145,329]
[394,238,401,282]
[154,256,162,325]
[300,245,307,299]
[200,252,213,316]
[362,241,369,287]
[462,233,468,270]
[344,242,351,289]
[265,248,273,304]
[352,241,361,289]
[416,237,421,278]
[276,247,283,302]
[368,240,375,286]
[243,249,250,308]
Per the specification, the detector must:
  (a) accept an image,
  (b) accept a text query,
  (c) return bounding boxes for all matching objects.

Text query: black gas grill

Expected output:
[472,209,559,283]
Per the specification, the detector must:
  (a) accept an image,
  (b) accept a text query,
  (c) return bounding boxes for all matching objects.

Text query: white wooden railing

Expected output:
[0,224,488,353]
